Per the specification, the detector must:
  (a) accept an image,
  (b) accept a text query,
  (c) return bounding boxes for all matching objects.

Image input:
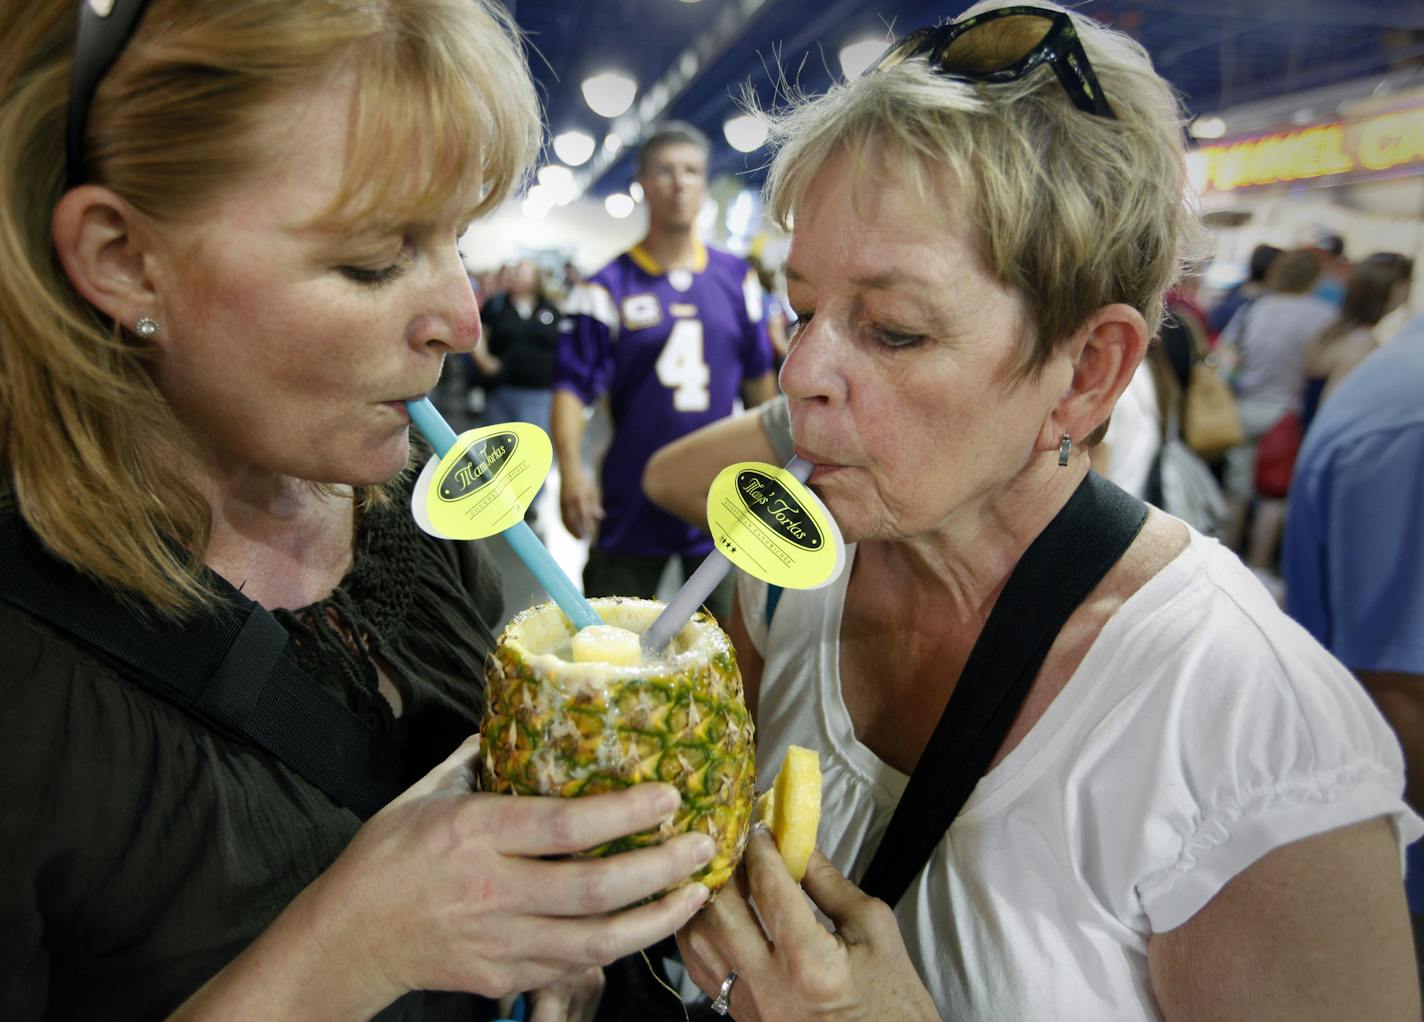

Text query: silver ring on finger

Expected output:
[711,969,737,1015]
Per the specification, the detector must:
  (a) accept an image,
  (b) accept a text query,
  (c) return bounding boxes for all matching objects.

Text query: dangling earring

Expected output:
[1057,432,1071,467]
[135,316,159,339]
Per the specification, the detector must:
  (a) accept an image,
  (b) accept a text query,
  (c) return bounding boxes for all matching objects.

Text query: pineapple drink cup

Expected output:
[481,597,756,894]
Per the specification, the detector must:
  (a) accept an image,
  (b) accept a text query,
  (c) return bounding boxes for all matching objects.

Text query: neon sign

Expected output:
[1193,106,1424,193]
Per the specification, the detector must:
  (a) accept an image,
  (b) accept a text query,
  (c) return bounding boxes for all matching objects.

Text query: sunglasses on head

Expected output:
[868,6,1115,120]
[66,0,153,189]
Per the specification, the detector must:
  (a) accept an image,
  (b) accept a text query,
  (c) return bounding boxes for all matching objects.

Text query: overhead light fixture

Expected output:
[838,38,886,80]
[723,113,769,153]
[1189,115,1226,140]
[522,186,552,220]
[552,130,595,167]
[535,164,579,205]
[537,164,574,189]
[581,71,637,118]
[629,181,644,203]
[605,193,635,218]
[604,133,623,155]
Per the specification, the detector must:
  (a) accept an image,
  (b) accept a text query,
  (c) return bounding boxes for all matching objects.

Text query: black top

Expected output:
[481,294,562,389]
[0,476,503,1021]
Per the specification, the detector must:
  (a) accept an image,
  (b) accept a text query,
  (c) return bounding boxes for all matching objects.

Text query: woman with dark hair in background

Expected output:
[1217,248,1337,563]
[1208,243,1282,336]
[1301,254,1414,432]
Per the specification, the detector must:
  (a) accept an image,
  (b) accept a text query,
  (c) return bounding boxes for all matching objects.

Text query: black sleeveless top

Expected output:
[0,478,503,1020]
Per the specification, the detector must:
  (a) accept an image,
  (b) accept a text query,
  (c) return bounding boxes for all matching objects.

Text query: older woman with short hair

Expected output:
[676,3,1420,1019]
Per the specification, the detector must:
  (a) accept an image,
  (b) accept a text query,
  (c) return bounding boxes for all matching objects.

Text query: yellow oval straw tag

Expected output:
[423,422,552,539]
[706,462,844,589]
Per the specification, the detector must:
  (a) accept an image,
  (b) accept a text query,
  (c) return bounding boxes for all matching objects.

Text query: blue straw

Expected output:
[406,398,602,630]
[640,455,814,655]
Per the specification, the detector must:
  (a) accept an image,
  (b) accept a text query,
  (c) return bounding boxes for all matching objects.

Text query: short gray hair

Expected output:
[763,0,1208,386]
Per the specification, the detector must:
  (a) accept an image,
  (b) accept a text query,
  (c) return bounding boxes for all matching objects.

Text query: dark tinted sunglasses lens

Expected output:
[939,14,1055,75]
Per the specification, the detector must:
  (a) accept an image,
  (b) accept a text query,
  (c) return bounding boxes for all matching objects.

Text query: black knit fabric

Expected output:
[0,473,503,1020]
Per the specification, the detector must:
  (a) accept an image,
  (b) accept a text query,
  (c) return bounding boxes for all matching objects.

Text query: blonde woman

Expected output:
[0,2,713,1018]
[676,4,1421,1019]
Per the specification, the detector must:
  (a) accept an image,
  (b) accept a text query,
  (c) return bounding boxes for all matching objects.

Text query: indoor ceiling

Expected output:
[505,0,1424,200]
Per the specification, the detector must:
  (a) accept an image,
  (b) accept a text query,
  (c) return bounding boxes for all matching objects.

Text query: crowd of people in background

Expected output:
[1195,238,1413,585]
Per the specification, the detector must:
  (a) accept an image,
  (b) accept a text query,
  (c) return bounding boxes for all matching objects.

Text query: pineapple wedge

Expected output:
[754,745,821,882]
[571,624,642,667]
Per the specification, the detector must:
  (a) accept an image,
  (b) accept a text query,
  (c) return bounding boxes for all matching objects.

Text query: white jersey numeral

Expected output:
[655,320,711,412]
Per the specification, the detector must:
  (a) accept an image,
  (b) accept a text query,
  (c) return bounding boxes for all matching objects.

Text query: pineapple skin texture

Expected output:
[480,600,757,894]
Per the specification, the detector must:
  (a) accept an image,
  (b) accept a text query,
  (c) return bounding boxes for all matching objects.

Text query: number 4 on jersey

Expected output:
[655,319,711,412]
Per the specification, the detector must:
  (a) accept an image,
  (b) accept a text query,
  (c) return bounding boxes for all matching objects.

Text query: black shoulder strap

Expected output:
[0,514,404,819]
[858,472,1148,907]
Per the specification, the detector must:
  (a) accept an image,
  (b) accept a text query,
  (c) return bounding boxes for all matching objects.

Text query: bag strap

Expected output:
[765,583,784,627]
[0,513,404,819]
[858,472,1148,907]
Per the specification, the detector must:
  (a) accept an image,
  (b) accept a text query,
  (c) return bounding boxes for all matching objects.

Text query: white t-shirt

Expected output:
[1100,361,1160,499]
[738,528,1420,1021]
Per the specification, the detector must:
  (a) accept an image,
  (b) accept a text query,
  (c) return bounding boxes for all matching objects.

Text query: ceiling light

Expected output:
[605,193,635,218]
[552,130,595,167]
[838,38,886,80]
[604,133,623,155]
[723,113,769,153]
[536,165,578,206]
[537,164,573,188]
[1189,115,1226,140]
[522,193,551,220]
[581,71,637,118]
[629,181,644,203]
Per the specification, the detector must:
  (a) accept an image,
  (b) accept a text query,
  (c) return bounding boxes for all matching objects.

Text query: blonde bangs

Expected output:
[316,1,539,233]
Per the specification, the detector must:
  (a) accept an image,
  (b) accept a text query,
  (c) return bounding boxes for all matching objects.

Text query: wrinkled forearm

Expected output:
[551,389,589,475]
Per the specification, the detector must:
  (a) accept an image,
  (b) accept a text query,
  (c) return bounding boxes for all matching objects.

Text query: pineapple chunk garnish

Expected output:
[753,745,821,882]
[570,624,643,667]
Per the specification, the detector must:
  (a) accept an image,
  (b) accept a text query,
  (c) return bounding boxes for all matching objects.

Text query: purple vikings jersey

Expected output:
[555,242,774,558]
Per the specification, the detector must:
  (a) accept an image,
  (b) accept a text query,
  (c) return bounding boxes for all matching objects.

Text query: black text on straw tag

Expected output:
[439,432,519,501]
[735,469,822,550]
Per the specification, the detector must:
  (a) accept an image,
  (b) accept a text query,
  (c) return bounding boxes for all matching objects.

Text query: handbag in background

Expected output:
[1254,410,1304,499]
[1176,306,1245,460]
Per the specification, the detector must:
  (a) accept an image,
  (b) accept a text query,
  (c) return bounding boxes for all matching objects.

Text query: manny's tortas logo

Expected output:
[439,431,518,501]
[735,470,823,550]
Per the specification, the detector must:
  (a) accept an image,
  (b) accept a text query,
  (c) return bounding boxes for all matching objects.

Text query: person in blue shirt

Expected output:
[1208,243,1280,336]
[1285,312,1424,972]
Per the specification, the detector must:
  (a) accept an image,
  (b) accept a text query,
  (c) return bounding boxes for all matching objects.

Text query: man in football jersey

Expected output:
[552,122,776,620]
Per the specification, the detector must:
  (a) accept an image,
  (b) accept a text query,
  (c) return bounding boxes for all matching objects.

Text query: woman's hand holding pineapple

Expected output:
[296,734,714,1007]
[676,830,939,1021]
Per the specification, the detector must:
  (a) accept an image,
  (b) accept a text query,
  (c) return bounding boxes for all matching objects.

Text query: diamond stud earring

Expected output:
[135,316,159,339]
